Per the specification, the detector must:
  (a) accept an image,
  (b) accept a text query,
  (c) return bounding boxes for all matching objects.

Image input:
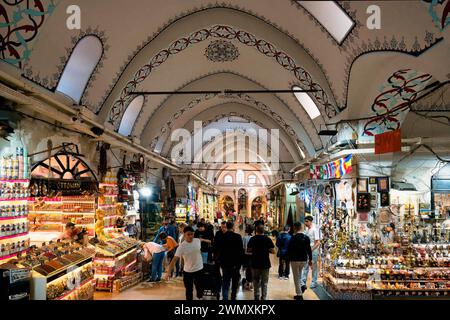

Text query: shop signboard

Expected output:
[30,178,98,196]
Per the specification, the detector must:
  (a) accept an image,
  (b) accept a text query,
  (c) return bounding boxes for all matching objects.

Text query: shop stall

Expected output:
[14,240,96,300]
[93,236,141,292]
[27,145,98,245]
[96,171,126,239]
[318,172,450,300]
[0,147,31,262]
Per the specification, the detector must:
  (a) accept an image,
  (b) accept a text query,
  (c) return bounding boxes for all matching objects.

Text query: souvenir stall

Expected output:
[187,183,198,221]
[27,144,98,245]
[93,236,141,293]
[431,166,450,236]
[317,156,450,299]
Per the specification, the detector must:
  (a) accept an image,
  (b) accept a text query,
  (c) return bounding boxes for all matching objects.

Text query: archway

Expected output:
[238,188,248,216]
[221,195,235,213]
[251,196,264,218]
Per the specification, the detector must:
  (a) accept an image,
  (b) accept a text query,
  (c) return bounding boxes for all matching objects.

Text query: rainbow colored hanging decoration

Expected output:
[310,155,353,180]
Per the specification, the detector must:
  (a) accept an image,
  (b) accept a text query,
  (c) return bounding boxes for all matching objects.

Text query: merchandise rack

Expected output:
[93,237,140,292]
[30,252,95,300]
[29,196,96,243]
[0,179,30,261]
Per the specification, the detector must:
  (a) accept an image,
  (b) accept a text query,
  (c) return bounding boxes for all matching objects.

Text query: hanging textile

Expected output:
[310,154,352,180]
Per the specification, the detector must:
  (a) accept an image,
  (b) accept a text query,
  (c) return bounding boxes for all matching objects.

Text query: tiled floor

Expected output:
[95,256,330,300]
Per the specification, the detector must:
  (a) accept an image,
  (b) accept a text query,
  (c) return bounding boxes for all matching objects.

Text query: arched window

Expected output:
[248,174,257,185]
[293,85,321,120]
[236,170,244,185]
[56,36,103,103]
[118,95,144,136]
[224,175,233,184]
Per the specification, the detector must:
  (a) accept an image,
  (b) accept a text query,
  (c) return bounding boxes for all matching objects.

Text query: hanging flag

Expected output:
[343,154,353,174]
[375,129,402,154]
[309,155,353,180]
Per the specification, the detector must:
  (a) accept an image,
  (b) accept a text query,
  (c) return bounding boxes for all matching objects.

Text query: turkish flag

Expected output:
[374,129,401,154]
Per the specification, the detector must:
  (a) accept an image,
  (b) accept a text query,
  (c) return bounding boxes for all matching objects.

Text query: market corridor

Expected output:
[94,254,329,300]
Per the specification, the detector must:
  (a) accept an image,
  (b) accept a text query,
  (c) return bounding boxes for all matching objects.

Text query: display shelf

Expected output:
[0,216,28,221]
[373,287,450,292]
[62,212,95,215]
[0,232,29,241]
[0,249,28,261]
[45,255,93,279]
[98,204,116,208]
[55,278,94,300]
[376,279,450,283]
[0,179,30,183]
[0,198,29,202]
[99,183,117,187]
[61,201,96,204]
[30,211,61,214]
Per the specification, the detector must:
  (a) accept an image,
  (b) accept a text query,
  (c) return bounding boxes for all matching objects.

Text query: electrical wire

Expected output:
[15,110,94,137]
[420,144,450,163]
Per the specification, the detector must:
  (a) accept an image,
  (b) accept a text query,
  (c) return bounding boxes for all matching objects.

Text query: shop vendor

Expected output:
[59,222,88,245]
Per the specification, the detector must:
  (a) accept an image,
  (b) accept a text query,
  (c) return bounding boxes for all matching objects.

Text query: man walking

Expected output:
[215,221,244,300]
[165,226,204,300]
[194,222,214,264]
[276,225,292,279]
[247,223,275,300]
[301,216,320,290]
[288,222,312,300]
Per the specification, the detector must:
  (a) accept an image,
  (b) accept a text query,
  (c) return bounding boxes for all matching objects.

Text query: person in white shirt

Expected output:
[165,226,204,300]
[301,215,320,290]
[142,241,167,282]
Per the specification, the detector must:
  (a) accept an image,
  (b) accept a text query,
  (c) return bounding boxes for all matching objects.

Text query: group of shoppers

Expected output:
[276,216,320,297]
[143,215,319,301]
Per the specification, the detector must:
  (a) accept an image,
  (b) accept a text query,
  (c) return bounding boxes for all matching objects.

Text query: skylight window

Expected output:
[56,36,103,103]
[298,1,355,44]
[118,95,144,136]
[293,86,321,120]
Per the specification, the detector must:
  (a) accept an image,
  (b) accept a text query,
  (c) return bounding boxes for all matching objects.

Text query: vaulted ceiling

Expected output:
[1,0,449,183]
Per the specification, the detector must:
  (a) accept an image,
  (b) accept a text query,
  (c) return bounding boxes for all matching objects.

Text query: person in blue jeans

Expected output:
[142,241,167,282]
[301,216,320,290]
[276,225,292,279]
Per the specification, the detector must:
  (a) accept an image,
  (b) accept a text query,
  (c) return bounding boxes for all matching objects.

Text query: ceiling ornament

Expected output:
[362,69,433,136]
[107,24,340,128]
[96,4,338,114]
[150,92,308,157]
[424,0,450,31]
[0,0,55,69]
[205,40,239,62]
[342,33,442,113]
